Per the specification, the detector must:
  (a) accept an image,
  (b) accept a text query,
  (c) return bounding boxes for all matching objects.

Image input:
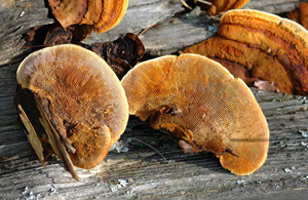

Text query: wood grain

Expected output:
[1,0,308,199]
[1,62,308,199]
[0,0,305,65]
[0,0,54,65]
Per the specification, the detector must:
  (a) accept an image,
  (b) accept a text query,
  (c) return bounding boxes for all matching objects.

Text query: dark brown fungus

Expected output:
[90,33,145,78]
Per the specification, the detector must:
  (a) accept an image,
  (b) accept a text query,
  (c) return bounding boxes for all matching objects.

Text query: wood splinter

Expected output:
[180,0,212,10]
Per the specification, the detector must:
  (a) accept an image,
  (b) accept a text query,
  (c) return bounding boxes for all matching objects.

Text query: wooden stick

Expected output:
[197,0,212,6]
[131,138,167,161]
[180,0,193,10]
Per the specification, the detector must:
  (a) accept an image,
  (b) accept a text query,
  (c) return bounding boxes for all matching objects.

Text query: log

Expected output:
[83,0,185,44]
[244,0,303,13]
[1,0,308,199]
[0,0,304,65]
[85,0,305,56]
[1,62,308,199]
[0,0,54,65]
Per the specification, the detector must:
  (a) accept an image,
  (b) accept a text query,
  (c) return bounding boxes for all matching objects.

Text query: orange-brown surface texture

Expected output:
[16,44,129,169]
[182,9,308,95]
[287,3,308,30]
[299,3,308,29]
[48,0,129,33]
[93,0,129,33]
[122,54,269,175]
[207,0,250,15]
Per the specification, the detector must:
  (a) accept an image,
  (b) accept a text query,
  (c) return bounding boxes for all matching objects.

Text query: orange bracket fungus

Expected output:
[122,53,269,175]
[182,9,308,95]
[15,44,129,179]
[185,0,250,15]
[287,3,308,30]
[48,0,129,33]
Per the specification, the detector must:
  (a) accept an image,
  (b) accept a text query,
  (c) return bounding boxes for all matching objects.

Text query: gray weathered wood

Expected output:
[0,0,184,66]
[1,0,308,199]
[0,0,54,65]
[139,11,220,56]
[244,0,307,13]
[0,0,305,65]
[83,0,185,44]
[1,62,308,199]
[85,0,308,56]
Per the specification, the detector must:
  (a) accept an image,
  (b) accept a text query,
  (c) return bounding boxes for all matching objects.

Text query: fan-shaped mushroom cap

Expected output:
[183,36,293,93]
[183,9,308,95]
[17,44,129,169]
[122,54,269,175]
[93,0,129,33]
[48,0,129,33]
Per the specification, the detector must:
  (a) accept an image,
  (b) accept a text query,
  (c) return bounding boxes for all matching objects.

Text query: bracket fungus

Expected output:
[186,0,250,15]
[121,53,269,175]
[182,9,308,95]
[15,44,129,179]
[287,3,308,30]
[48,0,129,33]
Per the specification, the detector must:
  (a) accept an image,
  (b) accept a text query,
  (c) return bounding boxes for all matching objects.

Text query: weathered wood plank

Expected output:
[0,0,184,66]
[1,0,305,65]
[0,61,308,199]
[139,13,219,56]
[86,0,307,56]
[83,0,185,44]
[244,0,307,13]
[1,0,308,199]
[0,0,54,65]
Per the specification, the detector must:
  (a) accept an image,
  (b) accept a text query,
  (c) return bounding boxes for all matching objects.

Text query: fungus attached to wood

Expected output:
[208,0,250,15]
[182,9,308,95]
[121,53,269,175]
[186,0,250,15]
[48,0,129,33]
[287,3,308,30]
[15,44,129,179]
